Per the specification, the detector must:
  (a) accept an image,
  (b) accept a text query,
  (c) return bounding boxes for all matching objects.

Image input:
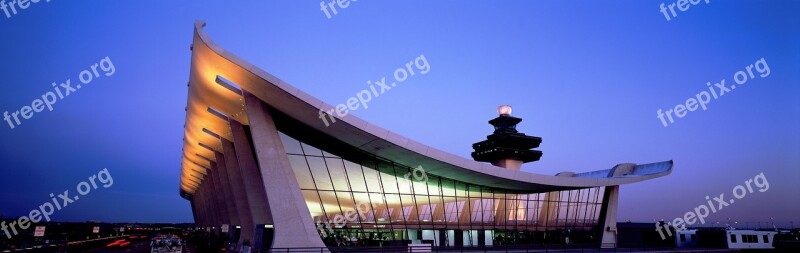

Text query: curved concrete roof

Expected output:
[179,20,672,197]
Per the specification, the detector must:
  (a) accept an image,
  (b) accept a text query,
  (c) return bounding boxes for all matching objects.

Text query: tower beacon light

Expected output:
[498,105,512,116]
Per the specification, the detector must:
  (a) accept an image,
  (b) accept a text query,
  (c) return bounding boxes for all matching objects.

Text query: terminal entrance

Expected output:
[318,228,601,248]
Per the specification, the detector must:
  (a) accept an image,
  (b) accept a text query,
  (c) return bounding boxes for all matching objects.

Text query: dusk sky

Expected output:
[0,1,798,225]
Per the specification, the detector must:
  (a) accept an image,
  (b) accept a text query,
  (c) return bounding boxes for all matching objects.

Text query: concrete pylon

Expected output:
[209,162,229,228]
[214,151,241,232]
[599,186,620,248]
[598,163,634,248]
[190,199,199,227]
[242,91,326,249]
[537,173,573,229]
[196,179,208,227]
[192,195,204,227]
[200,186,209,227]
[537,191,560,228]
[221,137,255,245]
[204,166,218,232]
[229,117,273,248]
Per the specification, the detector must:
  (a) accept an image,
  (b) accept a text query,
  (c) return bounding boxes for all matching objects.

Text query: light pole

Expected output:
[770,217,775,230]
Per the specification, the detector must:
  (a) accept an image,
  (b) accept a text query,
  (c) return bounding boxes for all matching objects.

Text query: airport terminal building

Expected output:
[179,21,672,250]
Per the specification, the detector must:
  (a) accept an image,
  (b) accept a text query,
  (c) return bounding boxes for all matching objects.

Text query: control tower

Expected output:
[471,105,543,170]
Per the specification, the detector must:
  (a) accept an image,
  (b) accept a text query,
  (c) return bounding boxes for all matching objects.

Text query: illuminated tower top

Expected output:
[471,105,543,170]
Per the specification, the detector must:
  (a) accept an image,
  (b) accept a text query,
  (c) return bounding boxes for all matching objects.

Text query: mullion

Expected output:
[370,159,397,241]
[357,162,379,241]
[335,154,366,241]
[298,142,331,241]
[389,162,410,241]
[319,154,347,240]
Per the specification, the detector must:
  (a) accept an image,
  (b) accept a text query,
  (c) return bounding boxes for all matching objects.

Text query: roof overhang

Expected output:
[179,20,672,198]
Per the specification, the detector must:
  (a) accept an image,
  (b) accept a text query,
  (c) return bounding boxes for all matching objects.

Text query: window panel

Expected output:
[402,205,416,222]
[325,157,350,191]
[279,132,304,155]
[344,160,367,192]
[445,201,465,223]
[319,191,342,214]
[440,178,456,197]
[471,199,495,223]
[302,190,324,221]
[418,204,434,221]
[383,194,402,221]
[300,142,323,157]
[454,181,468,198]
[526,194,540,223]
[306,156,334,191]
[352,192,375,222]
[335,192,359,223]
[361,164,383,193]
[411,181,430,195]
[321,150,339,158]
[288,155,315,190]
[395,172,414,195]
[379,165,400,194]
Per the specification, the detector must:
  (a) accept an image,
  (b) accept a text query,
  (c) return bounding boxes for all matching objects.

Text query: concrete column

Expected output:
[214,151,241,230]
[204,176,220,231]
[204,182,214,228]
[597,164,633,248]
[201,179,215,229]
[192,195,204,227]
[229,118,273,246]
[190,199,200,226]
[599,186,619,248]
[242,91,326,249]
[491,159,523,171]
[221,137,256,245]
[196,182,208,227]
[200,189,209,227]
[537,191,560,228]
[208,162,228,232]
[537,173,577,229]
[201,171,216,230]
[494,196,521,228]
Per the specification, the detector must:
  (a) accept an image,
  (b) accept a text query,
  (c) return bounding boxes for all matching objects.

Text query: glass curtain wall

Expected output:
[279,132,605,247]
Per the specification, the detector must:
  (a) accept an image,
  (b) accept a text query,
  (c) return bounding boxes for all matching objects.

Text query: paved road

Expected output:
[82,241,151,253]
[82,241,196,253]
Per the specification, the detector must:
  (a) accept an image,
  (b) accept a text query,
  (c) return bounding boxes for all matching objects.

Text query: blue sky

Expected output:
[0,1,798,224]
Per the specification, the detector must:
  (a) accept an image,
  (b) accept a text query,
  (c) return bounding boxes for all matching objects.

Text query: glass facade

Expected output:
[279,132,606,247]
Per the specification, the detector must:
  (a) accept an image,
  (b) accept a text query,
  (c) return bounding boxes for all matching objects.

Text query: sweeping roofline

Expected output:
[179,20,672,197]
